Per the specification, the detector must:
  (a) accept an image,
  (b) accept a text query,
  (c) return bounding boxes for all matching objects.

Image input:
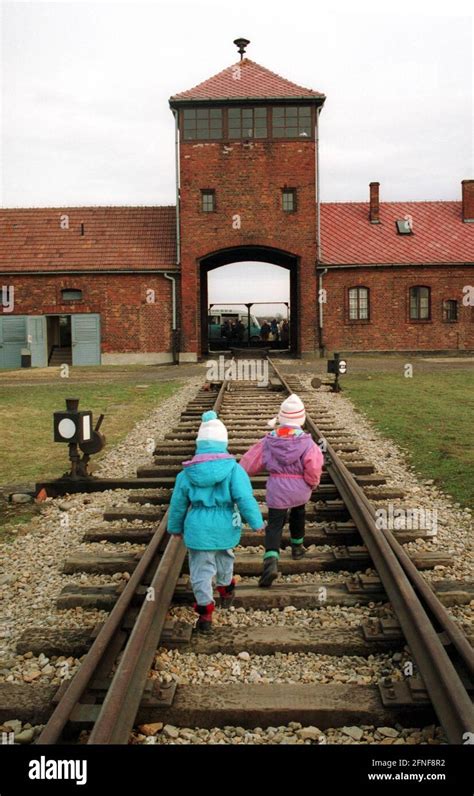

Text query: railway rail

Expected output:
[14,358,472,744]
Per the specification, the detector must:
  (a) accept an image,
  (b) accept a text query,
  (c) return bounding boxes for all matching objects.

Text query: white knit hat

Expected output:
[268,393,306,428]
[197,410,228,443]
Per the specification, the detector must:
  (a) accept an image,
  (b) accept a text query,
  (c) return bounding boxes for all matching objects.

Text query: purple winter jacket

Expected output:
[240,430,324,509]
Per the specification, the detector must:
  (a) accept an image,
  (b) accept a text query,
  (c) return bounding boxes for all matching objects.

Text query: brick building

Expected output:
[0,44,473,367]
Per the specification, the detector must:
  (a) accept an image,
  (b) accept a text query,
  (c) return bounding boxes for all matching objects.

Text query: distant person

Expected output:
[280,319,289,347]
[260,321,270,342]
[270,318,279,345]
[236,319,245,343]
[221,320,232,343]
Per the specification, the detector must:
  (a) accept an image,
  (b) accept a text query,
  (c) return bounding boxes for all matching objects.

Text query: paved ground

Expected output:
[0,353,472,386]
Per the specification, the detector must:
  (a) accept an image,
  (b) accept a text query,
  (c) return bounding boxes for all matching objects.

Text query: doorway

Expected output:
[46,314,101,366]
[47,315,72,365]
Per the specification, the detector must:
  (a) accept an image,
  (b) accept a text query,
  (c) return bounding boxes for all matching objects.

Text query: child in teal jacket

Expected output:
[167,410,264,632]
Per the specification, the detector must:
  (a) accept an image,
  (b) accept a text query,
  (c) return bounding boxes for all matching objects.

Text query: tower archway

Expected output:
[199,245,299,356]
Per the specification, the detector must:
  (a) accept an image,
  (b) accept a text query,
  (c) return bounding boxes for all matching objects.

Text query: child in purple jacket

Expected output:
[240,394,323,587]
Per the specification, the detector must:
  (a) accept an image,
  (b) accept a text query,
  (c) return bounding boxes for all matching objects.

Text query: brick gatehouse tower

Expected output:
[169,38,326,360]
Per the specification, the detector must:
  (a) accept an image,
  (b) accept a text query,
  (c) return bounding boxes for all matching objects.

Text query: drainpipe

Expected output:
[164,272,178,364]
[318,267,328,355]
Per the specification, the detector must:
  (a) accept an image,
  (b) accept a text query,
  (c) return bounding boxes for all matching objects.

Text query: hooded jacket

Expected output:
[167,449,264,550]
[239,428,323,509]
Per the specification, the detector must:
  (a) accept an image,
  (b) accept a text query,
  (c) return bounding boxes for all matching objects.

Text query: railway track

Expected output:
[5,359,472,745]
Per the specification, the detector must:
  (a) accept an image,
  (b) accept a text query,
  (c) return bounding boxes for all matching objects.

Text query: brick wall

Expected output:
[0,273,173,353]
[322,266,474,352]
[179,139,318,354]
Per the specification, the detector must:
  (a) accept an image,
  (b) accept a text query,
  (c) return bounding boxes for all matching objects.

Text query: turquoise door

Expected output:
[27,316,48,367]
[0,316,27,368]
[71,314,101,366]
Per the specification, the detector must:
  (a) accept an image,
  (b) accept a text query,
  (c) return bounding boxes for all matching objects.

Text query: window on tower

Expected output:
[282,189,297,212]
[182,108,223,140]
[228,107,267,138]
[201,189,216,212]
[272,106,312,138]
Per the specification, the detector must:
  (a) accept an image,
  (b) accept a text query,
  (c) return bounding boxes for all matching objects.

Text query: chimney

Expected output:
[369,182,380,224]
[462,180,474,222]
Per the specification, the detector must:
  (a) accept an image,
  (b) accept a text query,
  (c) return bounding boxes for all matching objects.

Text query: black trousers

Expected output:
[265,504,306,554]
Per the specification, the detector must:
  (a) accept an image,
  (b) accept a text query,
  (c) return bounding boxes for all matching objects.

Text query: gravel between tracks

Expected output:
[151,647,406,686]
[130,723,446,745]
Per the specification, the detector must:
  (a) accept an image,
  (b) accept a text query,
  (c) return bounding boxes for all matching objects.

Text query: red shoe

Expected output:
[216,578,236,608]
[193,602,215,633]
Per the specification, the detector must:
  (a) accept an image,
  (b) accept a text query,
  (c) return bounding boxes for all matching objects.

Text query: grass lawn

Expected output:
[0,380,182,486]
[343,372,474,508]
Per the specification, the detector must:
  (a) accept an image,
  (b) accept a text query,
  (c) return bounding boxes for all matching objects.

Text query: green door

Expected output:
[71,314,101,366]
[0,316,27,369]
[27,316,48,367]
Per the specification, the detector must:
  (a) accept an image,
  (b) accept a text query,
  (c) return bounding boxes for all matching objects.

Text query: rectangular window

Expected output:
[183,108,223,140]
[348,287,370,321]
[409,286,430,320]
[282,189,297,212]
[61,289,83,302]
[443,299,458,322]
[201,189,215,212]
[272,106,312,138]
[228,107,267,139]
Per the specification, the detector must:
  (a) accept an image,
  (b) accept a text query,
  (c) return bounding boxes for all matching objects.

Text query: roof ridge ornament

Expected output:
[233,38,250,60]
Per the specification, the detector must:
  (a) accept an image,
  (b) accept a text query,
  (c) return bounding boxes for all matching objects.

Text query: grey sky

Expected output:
[2,0,472,209]
[208,262,289,310]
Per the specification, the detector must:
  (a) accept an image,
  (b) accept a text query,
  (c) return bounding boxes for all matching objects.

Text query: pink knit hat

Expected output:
[268,393,306,428]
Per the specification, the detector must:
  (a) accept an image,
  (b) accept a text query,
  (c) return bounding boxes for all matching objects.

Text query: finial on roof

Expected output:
[233,38,250,60]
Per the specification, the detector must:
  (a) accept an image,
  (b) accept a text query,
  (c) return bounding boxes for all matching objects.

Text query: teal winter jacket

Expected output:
[167,450,263,550]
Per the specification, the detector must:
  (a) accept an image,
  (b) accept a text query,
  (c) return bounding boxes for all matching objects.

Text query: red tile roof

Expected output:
[1,201,472,273]
[0,206,177,272]
[320,201,474,265]
[170,58,325,102]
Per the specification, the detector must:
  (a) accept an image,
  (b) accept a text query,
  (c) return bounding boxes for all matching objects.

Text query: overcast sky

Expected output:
[1,0,472,209]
